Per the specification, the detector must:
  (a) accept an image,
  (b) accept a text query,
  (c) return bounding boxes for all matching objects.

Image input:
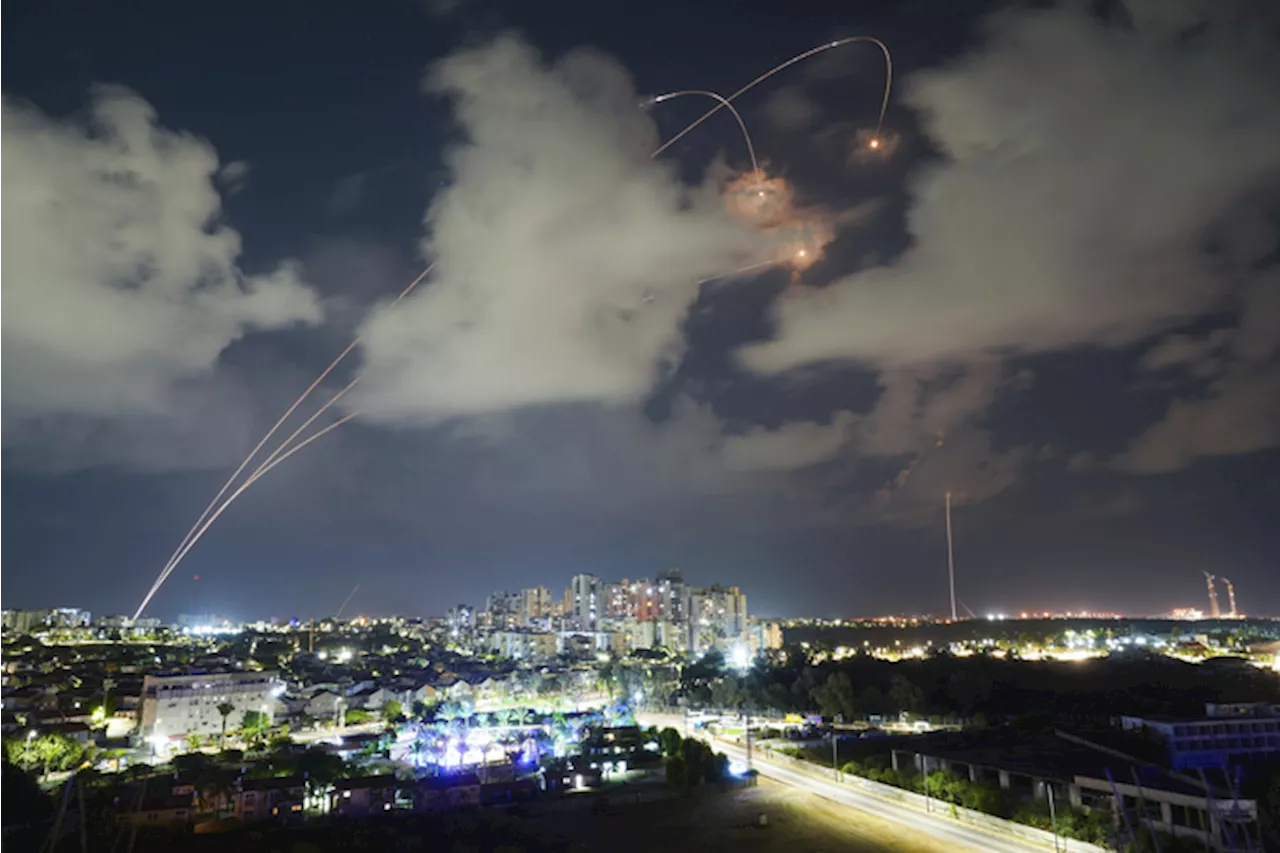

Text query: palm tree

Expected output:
[216,702,236,751]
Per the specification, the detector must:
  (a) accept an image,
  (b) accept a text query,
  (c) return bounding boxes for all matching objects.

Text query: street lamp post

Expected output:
[24,730,38,773]
[923,756,932,813]
[1048,784,1061,853]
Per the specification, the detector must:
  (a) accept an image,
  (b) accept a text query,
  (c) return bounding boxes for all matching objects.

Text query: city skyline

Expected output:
[5,0,1280,620]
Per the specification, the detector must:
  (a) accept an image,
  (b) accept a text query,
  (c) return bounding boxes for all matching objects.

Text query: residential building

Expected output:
[485,591,522,630]
[446,605,474,637]
[332,775,397,817]
[489,630,559,661]
[235,777,306,822]
[520,587,552,625]
[412,773,482,811]
[570,574,600,632]
[628,619,683,651]
[139,670,283,744]
[686,585,748,654]
[656,568,686,625]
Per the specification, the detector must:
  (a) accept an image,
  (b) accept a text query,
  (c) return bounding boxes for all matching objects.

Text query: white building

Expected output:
[139,671,283,745]
[570,574,600,631]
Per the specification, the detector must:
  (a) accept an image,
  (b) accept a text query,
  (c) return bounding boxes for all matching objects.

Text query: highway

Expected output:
[638,712,1057,853]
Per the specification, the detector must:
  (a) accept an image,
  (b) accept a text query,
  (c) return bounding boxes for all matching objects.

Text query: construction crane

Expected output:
[1223,578,1238,618]
[1203,572,1221,618]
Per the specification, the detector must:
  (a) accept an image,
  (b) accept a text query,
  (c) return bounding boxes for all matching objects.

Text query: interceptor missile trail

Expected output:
[336,583,361,619]
[135,377,364,613]
[133,265,433,620]
[644,89,760,178]
[653,36,893,159]
[132,412,360,620]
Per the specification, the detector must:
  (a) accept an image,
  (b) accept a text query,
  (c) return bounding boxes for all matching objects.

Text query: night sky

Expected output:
[4,0,1279,621]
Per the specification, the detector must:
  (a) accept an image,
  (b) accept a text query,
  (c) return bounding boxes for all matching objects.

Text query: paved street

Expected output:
[638,712,1056,853]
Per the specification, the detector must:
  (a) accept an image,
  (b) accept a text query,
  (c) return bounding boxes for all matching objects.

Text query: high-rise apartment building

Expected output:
[686,584,748,654]
[485,591,522,630]
[656,568,686,625]
[570,574,600,631]
[520,587,552,625]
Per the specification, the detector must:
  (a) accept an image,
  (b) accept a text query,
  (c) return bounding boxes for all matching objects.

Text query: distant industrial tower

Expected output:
[1203,572,1221,618]
[1224,578,1238,618]
[945,492,958,622]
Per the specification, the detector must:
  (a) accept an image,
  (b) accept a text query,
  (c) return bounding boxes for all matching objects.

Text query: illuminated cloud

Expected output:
[741,4,1280,372]
[355,36,773,423]
[1,87,320,463]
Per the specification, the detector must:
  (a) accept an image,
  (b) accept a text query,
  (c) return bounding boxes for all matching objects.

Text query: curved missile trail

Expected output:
[132,412,361,620]
[132,265,434,620]
[645,89,760,178]
[653,36,893,160]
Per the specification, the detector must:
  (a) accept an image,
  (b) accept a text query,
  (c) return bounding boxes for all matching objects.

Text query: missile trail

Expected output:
[133,265,433,620]
[132,412,360,620]
[653,37,893,160]
[645,89,760,178]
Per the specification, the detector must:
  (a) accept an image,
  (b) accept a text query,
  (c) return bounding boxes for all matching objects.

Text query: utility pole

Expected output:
[1048,784,1060,853]
[832,732,840,781]
[945,492,958,622]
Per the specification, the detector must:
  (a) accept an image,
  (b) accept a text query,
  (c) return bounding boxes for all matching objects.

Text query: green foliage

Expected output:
[241,710,271,746]
[344,708,374,725]
[665,738,729,790]
[381,699,405,722]
[19,732,92,775]
[1014,796,1112,845]
[658,727,683,758]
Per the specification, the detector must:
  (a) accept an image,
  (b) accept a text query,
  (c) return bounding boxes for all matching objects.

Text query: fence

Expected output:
[717,735,1112,853]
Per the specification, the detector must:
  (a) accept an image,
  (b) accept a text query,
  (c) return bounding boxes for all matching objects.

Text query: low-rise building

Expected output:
[332,774,397,817]
[411,773,482,811]
[1121,702,1280,770]
[138,670,283,746]
[235,777,306,822]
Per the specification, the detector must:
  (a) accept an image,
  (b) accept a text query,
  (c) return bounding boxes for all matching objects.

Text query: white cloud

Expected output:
[354,36,773,423]
[741,4,1280,374]
[1,86,321,432]
[720,412,854,472]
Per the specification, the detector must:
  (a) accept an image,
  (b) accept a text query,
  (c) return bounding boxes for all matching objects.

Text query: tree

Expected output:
[216,701,236,751]
[295,749,350,798]
[710,676,746,711]
[665,754,688,788]
[380,699,404,723]
[29,733,85,779]
[240,710,270,747]
[811,672,856,721]
[659,727,683,758]
[889,674,925,716]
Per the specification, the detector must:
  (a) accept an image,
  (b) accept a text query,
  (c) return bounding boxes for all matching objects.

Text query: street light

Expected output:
[24,730,38,772]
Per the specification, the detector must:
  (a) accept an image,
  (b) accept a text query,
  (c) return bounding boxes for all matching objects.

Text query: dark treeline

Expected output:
[682,647,1280,722]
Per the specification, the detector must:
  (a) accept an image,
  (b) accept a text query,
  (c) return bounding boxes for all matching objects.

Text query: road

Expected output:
[638,712,1053,853]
